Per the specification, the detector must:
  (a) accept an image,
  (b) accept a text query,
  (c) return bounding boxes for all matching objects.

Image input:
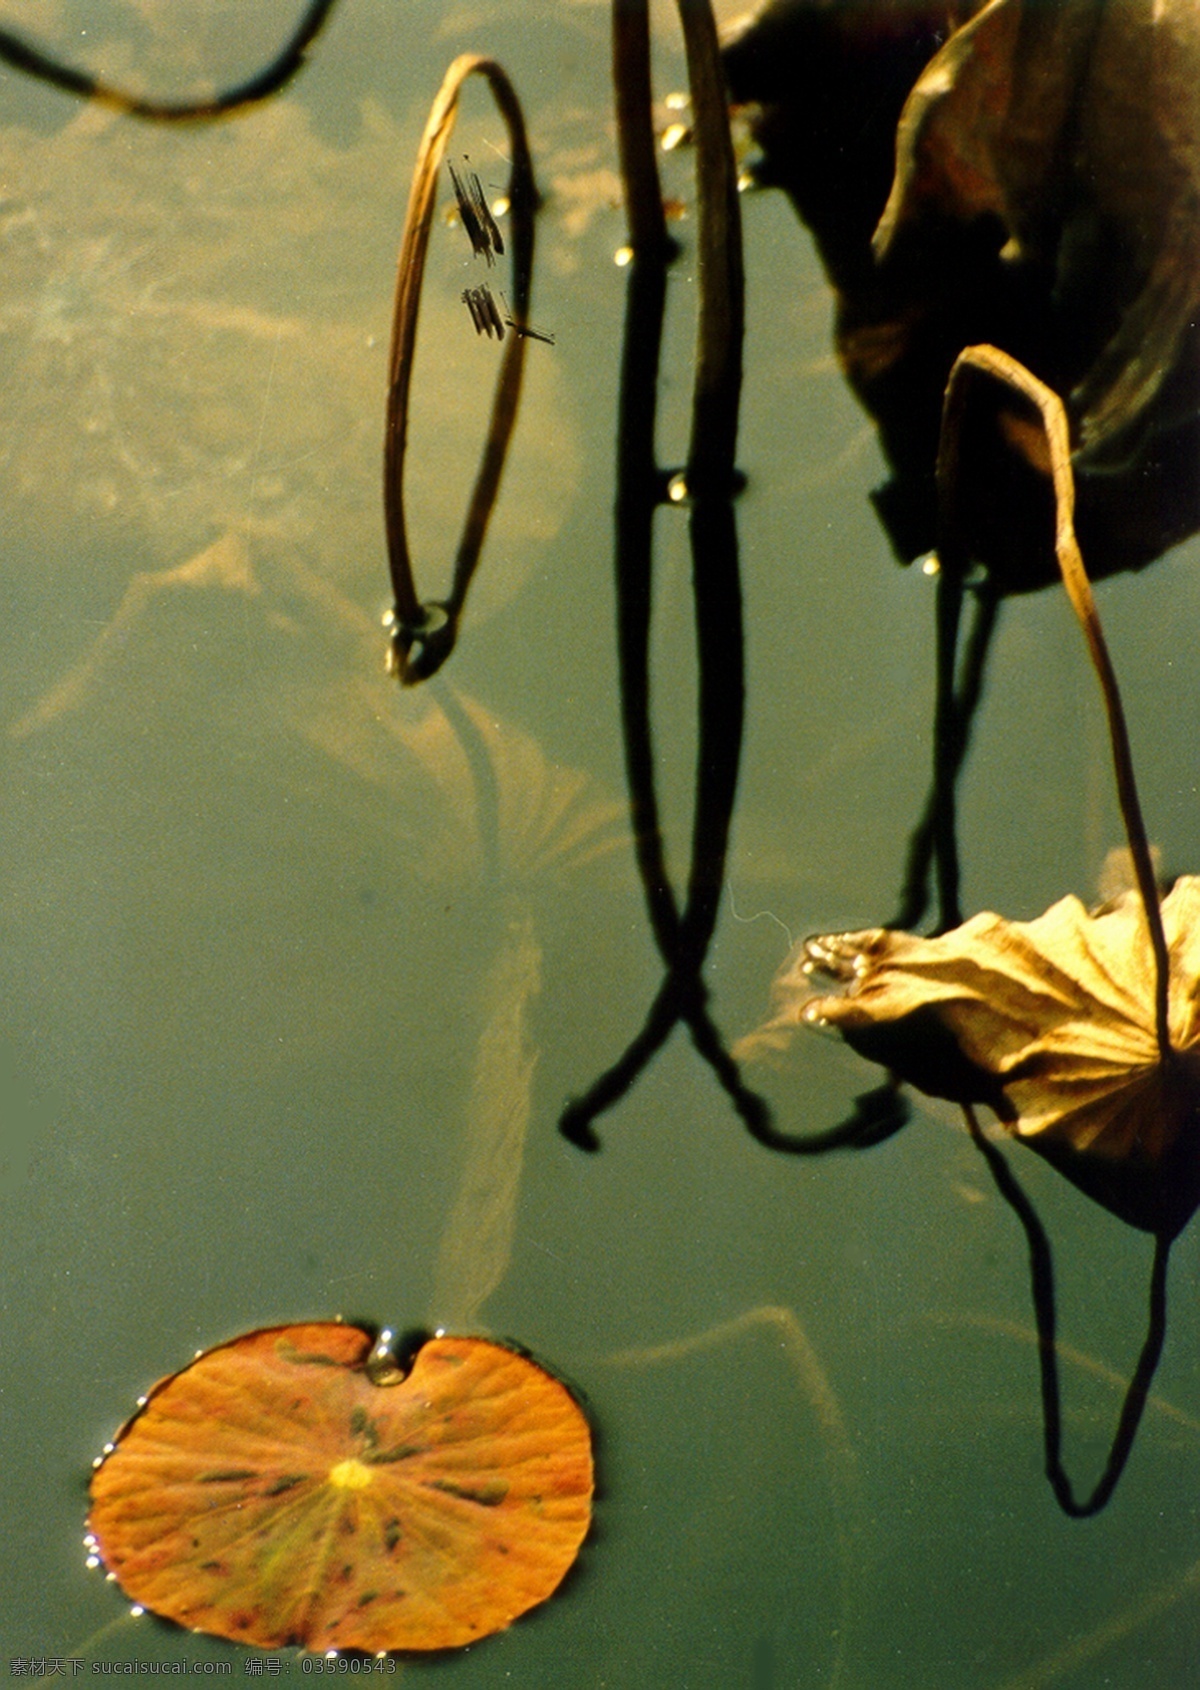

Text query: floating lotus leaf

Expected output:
[747,877,1200,1235]
[87,1323,593,1653]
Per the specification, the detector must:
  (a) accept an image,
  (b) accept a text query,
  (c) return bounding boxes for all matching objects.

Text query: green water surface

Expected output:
[1,2,1199,1684]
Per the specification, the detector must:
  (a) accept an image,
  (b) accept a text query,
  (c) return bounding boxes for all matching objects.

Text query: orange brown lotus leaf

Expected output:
[87,1323,593,1653]
[740,876,1200,1233]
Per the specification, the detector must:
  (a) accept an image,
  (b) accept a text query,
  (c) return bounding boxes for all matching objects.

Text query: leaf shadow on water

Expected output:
[599,1303,862,1690]
[930,1311,1200,1690]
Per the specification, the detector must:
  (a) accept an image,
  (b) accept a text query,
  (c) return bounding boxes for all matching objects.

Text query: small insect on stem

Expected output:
[504,315,556,346]
[499,291,556,345]
[449,159,504,265]
[462,284,506,339]
[467,159,505,258]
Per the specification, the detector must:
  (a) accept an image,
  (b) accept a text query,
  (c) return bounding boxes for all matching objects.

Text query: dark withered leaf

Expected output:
[876,0,1200,465]
[724,0,1200,590]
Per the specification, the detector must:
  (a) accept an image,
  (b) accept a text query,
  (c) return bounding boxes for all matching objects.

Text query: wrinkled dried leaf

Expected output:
[744,877,1200,1232]
[723,0,1200,586]
[876,0,1200,464]
[88,1323,593,1653]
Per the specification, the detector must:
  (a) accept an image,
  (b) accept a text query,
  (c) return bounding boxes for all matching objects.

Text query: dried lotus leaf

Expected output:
[750,877,1200,1234]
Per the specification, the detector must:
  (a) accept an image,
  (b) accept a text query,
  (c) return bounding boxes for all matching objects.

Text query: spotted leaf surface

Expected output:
[88,1323,593,1652]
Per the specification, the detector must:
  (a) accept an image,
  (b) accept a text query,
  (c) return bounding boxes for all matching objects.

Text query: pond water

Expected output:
[2,2,1200,1684]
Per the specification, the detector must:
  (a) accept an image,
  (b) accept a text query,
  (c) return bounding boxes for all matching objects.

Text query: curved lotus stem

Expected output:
[560,0,765,1149]
[964,1103,1171,1518]
[939,345,1171,1059]
[384,55,536,684]
[0,0,338,121]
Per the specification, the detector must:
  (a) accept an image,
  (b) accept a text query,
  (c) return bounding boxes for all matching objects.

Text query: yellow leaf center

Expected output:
[328,1458,373,1491]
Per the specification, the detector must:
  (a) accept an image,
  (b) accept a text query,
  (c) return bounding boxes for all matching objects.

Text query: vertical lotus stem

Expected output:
[940,346,1171,1059]
[609,0,680,961]
[384,54,536,683]
[677,0,744,491]
[561,0,767,1148]
[892,584,1000,930]
[613,0,670,261]
[676,0,745,962]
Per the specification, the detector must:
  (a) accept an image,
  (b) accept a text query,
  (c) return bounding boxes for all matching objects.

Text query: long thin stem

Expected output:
[940,346,1171,1057]
[0,0,339,121]
[561,0,766,1148]
[677,0,744,491]
[892,584,1001,930]
[674,0,747,970]
[964,1103,1172,1517]
[610,0,681,961]
[384,55,536,684]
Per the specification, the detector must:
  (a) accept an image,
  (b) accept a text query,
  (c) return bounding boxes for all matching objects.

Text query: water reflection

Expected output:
[725,0,1200,933]
[0,0,339,121]
[2,4,1199,1682]
[0,94,576,606]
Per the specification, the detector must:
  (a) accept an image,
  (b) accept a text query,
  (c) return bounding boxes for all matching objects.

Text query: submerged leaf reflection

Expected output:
[725,0,1200,930]
[726,0,1200,586]
[12,528,626,1363]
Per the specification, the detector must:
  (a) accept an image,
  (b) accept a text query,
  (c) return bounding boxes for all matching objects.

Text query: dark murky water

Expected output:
[2,2,1199,1683]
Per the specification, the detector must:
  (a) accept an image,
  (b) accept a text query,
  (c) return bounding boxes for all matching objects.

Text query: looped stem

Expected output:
[939,345,1171,1059]
[559,0,761,1147]
[0,0,338,121]
[384,54,536,685]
